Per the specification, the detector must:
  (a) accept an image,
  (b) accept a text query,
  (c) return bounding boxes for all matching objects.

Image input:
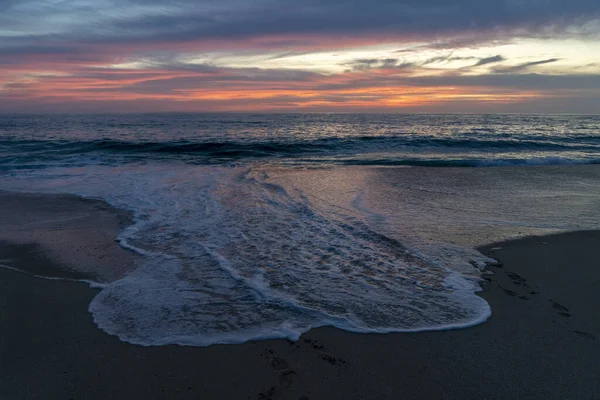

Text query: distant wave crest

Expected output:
[1,135,599,166]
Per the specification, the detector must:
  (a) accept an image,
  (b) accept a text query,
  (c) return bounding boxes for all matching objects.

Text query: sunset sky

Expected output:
[1,0,599,113]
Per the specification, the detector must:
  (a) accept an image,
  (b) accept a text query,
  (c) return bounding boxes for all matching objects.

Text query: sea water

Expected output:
[1,113,599,345]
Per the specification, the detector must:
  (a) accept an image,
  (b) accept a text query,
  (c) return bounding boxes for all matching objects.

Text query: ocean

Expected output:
[1,113,600,346]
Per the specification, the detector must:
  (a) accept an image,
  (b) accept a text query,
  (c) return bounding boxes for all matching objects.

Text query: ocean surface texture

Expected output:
[1,113,600,346]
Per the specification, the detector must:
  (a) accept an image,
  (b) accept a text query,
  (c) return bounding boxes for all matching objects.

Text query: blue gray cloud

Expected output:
[492,58,561,73]
[1,0,599,49]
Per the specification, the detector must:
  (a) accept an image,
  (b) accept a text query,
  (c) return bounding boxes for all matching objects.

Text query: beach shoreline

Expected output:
[1,190,599,399]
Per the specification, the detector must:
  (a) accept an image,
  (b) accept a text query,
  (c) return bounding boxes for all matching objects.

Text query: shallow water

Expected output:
[1,113,599,345]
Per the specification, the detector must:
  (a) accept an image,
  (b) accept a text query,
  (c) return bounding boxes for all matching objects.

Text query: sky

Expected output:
[1,0,599,113]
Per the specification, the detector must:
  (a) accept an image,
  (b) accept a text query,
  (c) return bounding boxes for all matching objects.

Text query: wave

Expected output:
[344,156,600,168]
[2,134,599,154]
[80,166,493,346]
[1,134,599,170]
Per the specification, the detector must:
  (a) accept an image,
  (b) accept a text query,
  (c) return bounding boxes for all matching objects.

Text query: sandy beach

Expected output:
[0,191,599,400]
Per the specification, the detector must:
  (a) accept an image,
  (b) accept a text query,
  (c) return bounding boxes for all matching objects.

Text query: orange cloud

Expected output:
[0,48,571,113]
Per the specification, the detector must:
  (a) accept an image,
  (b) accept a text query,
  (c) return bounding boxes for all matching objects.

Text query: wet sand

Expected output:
[0,191,599,399]
[0,190,136,282]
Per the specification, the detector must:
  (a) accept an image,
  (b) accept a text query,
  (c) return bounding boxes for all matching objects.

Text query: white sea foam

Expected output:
[0,263,108,288]
[473,156,600,167]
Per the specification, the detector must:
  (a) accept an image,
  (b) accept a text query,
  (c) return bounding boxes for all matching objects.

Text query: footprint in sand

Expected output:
[550,300,571,317]
[257,387,277,400]
[572,330,596,341]
[271,357,290,371]
[499,285,517,296]
[302,338,347,366]
[280,369,297,388]
[497,269,539,301]
[256,340,345,399]
[258,348,299,398]
[497,284,526,299]
[302,338,324,350]
[505,271,529,288]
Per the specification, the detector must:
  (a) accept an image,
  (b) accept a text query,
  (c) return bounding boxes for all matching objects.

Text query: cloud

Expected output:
[0,2,597,81]
[345,58,418,72]
[418,55,479,65]
[2,60,599,113]
[1,0,599,112]
[345,54,500,72]
[493,58,561,73]
[2,0,599,52]
[473,55,505,66]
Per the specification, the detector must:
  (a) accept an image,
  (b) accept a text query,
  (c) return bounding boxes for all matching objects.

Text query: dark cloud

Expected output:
[380,58,399,68]
[493,58,561,73]
[473,55,505,66]
[422,55,476,65]
[408,73,600,90]
[125,0,599,41]
[1,0,599,54]
[345,54,503,71]
[0,44,111,66]
[346,58,421,71]
[0,45,81,56]
[310,69,600,92]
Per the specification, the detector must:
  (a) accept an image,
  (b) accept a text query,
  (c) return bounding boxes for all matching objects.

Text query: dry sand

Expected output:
[0,191,598,399]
